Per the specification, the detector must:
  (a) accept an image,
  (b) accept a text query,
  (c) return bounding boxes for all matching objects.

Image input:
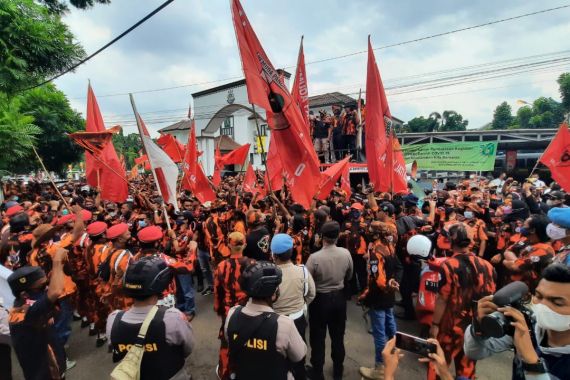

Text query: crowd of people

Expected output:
[310,104,362,163]
[1,169,569,380]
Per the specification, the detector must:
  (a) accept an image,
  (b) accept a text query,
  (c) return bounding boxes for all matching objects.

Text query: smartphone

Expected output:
[395,332,436,357]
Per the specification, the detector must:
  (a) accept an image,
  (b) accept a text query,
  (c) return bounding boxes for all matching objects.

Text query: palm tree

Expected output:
[428,112,442,132]
[0,94,41,168]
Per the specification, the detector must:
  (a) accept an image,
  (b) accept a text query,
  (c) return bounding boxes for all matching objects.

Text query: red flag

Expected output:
[212,147,223,186]
[157,134,186,163]
[365,36,391,192]
[317,157,350,200]
[231,0,320,209]
[266,136,284,191]
[182,120,216,203]
[218,143,251,166]
[540,123,570,192]
[243,163,259,195]
[132,96,179,211]
[341,163,352,198]
[388,132,408,194]
[291,36,310,133]
[84,85,128,202]
[68,125,121,155]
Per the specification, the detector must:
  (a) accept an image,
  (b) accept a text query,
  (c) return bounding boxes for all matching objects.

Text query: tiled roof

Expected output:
[309,92,357,109]
[215,135,242,151]
[157,119,192,133]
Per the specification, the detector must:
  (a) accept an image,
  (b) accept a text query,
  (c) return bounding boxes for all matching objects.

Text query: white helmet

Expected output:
[407,235,432,259]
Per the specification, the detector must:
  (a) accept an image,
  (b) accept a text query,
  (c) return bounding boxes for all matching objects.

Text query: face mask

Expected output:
[138,220,147,228]
[546,223,567,241]
[61,209,69,216]
[385,235,394,243]
[546,200,560,207]
[519,227,530,237]
[503,206,512,214]
[464,211,474,219]
[515,226,522,234]
[532,302,570,332]
[350,211,361,220]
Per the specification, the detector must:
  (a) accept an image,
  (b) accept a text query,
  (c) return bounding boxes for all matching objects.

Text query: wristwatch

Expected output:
[522,357,547,374]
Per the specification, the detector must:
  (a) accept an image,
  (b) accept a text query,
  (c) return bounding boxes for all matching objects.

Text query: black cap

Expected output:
[403,193,419,207]
[123,256,173,298]
[321,221,341,239]
[380,202,395,216]
[547,191,565,201]
[8,266,46,297]
[240,261,282,298]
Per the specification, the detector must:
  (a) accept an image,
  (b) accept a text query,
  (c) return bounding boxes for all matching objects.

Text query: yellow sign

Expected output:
[255,136,267,153]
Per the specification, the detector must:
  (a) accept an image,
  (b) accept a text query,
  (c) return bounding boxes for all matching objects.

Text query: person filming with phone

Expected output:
[464,263,570,380]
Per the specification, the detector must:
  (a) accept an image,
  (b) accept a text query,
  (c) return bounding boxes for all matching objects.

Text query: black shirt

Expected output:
[313,120,330,139]
[244,227,271,261]
[9,292,66,379]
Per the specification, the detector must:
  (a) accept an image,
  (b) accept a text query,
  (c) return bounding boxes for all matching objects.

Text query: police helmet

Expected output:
[9,212,30,233]
[406,235,432,259]
[122,256,173,298]
[240,261,282,299]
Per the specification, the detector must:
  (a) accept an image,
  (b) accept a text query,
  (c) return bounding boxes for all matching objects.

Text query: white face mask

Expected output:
[464,211,474,219]
[532,302,570,332]
[546,200,557,207]
[546,223,567,241]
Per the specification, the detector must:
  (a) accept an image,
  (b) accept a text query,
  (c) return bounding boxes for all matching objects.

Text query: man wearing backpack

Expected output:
[106,223,134,311]
[86,220,112,347]
[107,256,195,380]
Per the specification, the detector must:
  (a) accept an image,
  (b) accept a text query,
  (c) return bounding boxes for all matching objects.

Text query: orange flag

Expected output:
[540,123,570,192]
[182,121,216,203]
[317,157,351,200]
[230,0,320,209]
[292,36,310,133]
[157,134,186,163]
[365,36,391,193]
[84,85,128,202]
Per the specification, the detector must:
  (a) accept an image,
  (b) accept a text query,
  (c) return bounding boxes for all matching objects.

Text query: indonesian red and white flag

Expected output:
[317,157,350,200]
[182,120,216,203]
[292,36,310,132]
[365,36,391,192]
[231,0,320,208]
[131,95,179,211]
[540,123,570,192]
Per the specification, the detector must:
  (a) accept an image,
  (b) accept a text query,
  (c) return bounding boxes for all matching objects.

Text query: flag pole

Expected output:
[129,94,172,230]
[32,146,71,209]
[251,104,273,194]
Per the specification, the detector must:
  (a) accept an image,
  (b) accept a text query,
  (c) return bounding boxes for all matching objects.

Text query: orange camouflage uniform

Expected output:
[428,252,496,380]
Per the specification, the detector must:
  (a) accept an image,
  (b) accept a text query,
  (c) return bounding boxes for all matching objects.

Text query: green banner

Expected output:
[401,141,498,171]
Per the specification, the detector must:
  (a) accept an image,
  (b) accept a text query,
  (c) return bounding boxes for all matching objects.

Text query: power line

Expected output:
[68,4,570,99]
[19,0,175,93]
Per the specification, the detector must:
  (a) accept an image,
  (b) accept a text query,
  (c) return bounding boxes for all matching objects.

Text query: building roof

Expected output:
[215,134,242,151]
[309,92,357,109]
[192,69,292,99]
[157,119,192,133]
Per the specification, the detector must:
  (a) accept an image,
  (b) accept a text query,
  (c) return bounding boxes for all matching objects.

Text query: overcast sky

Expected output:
[55,0,570,135]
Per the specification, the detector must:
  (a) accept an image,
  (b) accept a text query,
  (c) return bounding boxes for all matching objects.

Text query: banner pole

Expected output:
[32,146,71,209]
[251,104,273,194]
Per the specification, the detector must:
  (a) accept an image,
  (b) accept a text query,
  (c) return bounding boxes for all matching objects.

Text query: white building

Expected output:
[158,78,404,177]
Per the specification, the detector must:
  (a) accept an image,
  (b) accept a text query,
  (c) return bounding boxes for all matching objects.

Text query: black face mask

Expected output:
[350,211,361,220]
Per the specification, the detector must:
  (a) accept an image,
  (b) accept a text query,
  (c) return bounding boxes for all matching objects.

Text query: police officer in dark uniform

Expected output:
[106,256,195,380]
[225,261,307,380]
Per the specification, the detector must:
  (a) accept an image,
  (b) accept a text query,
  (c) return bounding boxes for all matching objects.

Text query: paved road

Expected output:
[12,292,513,379]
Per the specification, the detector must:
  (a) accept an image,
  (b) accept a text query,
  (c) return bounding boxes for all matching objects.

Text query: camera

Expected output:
[480,281,529,338]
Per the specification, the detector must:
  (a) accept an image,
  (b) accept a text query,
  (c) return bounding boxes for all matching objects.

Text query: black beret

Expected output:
[8,266,46,297]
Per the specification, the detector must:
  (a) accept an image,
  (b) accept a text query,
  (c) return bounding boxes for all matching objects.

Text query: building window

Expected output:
[221,116,234,138]
[261,152,267,165]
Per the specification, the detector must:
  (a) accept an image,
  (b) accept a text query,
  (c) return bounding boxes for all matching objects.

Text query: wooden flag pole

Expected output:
[32,146,71,209]
[129,93,172,230]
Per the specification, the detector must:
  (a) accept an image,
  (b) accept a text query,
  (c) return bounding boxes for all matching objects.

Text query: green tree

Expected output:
[512,106,532,129]
[39,0,110,14]
[0,94,42,171]
[404,116,438,133]
[13,85,84,173]
[428,112,442,131]
[0,0,86,94]
[528,97,565,129]
[440,110,468,131]
[113,131,142,169]
[558,72,570,115]
[491,101,513,130]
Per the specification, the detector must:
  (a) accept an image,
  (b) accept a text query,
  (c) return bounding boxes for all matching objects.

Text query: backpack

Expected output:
[98,249,127,282]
